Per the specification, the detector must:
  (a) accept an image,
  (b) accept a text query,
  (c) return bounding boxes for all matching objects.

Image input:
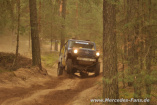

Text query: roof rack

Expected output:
[85,40,90,41]
[72,38,76,39]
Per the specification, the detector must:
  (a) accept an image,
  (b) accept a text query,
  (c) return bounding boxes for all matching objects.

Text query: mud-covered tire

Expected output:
[67,59,73,74]
[57,63,63,76]
[95,62,100,76]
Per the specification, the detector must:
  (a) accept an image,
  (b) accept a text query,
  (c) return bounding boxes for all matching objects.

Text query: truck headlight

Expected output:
[96,52,100,56]
[74,49,78,54]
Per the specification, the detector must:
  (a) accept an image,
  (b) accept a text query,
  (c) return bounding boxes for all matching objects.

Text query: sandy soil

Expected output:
[0,60,103,105]
[0,35,104,105]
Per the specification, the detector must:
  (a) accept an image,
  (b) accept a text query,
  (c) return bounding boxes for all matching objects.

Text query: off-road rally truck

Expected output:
[57,39,100,77]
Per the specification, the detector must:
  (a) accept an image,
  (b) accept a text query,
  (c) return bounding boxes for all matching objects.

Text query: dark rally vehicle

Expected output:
[57,39,100,77]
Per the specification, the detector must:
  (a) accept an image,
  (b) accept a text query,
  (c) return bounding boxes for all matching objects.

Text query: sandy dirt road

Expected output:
[0,35,103,105]
[0,63,103,105]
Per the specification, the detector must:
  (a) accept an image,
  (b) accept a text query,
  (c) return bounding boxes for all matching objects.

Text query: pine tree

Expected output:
[29,0,42,69]
[13,0,20,68]
[103,0,119,103]
[60,0,67,49]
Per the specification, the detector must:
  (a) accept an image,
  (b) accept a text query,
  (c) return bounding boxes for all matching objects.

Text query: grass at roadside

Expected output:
[41,52,59,67]
[0,67,11,74]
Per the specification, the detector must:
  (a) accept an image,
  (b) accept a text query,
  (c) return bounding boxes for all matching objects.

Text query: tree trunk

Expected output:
[122,52,125,88]
[127,0,134,87]
[29,0,42,69]
[29,30,31,51]
[13,0,20,68]
[133,1,142,104]
[50,0,53,52]
[103,0,119,104]
[75,1,78,28]
[122,0,128,89]
[38,0,41,35]
[60,0,66,50]
[55,40,58,51]
[10,0,15,51]
[50,38,53,52]
[145,1,152,105]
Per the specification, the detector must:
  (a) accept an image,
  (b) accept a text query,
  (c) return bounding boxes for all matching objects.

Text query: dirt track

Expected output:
[0,63,103,105]
[0,35,103,105]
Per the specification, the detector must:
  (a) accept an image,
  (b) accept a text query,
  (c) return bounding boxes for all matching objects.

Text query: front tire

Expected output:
[67,59,73,74]
[57,63,63,76]
[95,62,100,76]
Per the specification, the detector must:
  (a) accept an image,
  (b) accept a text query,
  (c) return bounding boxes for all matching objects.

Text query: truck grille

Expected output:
[78,49,95,58]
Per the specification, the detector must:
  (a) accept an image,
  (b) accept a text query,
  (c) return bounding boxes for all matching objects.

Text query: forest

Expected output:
[0,0,156,105]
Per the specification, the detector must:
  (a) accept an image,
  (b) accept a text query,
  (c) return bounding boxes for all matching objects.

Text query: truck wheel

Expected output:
[57,63,63,76]
[67,59,72,74]
[95,62,100,76]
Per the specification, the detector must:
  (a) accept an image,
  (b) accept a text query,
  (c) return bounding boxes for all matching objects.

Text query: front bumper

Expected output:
[73,62,97,72]
[77,57,96,62]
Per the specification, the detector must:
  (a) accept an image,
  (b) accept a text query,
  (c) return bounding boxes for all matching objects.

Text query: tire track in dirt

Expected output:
[38,74,101,105]
[0,73,101,105]
[0,61,103,105]
[0,75,66,105]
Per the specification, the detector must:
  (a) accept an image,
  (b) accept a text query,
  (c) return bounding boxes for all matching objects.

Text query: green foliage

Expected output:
[0,0,103,46]
[117,1,157,101]
[65,0,103,43]
[0,0,157,102]
[119,88,134,98]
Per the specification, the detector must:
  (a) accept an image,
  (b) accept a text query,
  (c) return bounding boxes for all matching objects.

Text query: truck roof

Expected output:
[68,39,94,43]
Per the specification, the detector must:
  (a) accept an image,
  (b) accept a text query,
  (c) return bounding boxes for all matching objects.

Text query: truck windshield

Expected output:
[69,41,95,50]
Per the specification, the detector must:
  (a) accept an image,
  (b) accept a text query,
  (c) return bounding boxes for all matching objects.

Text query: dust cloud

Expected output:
[0,33,59,57]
